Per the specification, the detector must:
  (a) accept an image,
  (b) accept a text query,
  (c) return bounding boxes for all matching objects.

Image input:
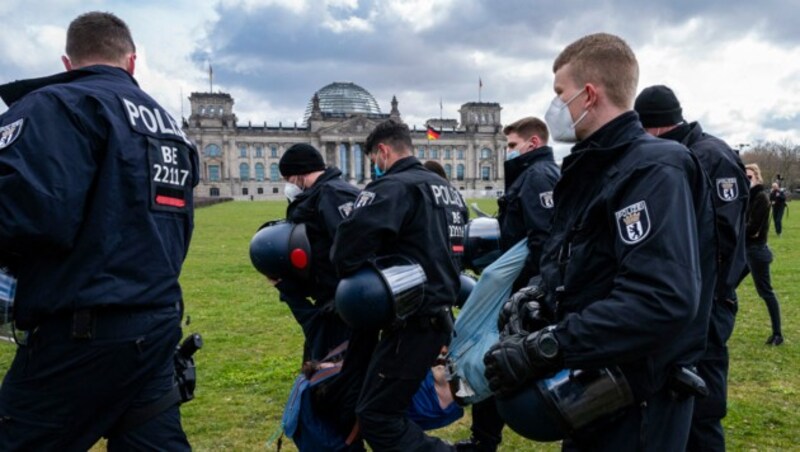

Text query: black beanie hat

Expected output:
[279,143,325,176]
[634,85,684,128]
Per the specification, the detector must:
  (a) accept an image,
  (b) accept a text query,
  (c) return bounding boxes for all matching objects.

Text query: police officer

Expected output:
[0,12,197,450]
[274,143,359,363]
[498,116,560,287]
[484,33,716,450]
[635,85,748,452]
[458,117,559,452]
[332,119,462,451]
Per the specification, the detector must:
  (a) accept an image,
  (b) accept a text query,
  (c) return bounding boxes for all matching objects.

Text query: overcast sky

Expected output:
[2,0,798,160]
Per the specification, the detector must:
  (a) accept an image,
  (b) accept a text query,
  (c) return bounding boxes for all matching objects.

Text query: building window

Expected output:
[273,187,279,194]
[457,164,465,181]
[204,144,221,157]
[209,187,220,196]
[457,149,465,160]
[271,146,278,158]
[431,148,439,159]
[255,145,264,158]
[339,144,350,180]
[255,163,265,181]
[240,163,250,181]
[481,148,491,159]
[209,165,220,181]
[257,187,264,194]
[354,144,364,182]
[242,187,249,195]
[482,166,491,181]
[270,163,280,182]
[444,148,451,159]
[239,145,248,158]
[445,164,452,179]
[418,148,426,159]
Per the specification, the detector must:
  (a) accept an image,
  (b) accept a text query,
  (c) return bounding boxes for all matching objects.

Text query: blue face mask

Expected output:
[373,152,385,178]
[506,150,520,160]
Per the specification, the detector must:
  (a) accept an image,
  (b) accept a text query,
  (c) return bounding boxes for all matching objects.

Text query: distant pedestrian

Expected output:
[769,182,788,237]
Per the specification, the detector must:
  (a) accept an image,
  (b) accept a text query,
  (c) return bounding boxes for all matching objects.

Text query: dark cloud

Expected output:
[762,112,800,132]
[191,0,799,125]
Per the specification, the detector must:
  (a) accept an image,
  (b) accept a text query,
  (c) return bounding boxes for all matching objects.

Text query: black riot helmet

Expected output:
[463,217,502,273]
[335,255,427,329]
[249,220,312,281]
[496,366,634,441]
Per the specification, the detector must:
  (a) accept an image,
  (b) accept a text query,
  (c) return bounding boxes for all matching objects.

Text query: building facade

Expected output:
[184,82,508,199]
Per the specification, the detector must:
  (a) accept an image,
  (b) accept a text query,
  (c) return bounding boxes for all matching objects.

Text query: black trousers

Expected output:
[688,297,737,452]
[316,320,452,451]
[740,244,783,336]
[0,306,190,451]
[773,205,785,235]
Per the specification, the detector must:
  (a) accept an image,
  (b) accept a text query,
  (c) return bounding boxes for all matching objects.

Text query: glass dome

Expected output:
[304,82,382,121]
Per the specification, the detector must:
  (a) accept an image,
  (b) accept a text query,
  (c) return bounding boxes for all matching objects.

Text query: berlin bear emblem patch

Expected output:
[615,201,650,245]
[716,178,738,202]
[539,191,554,208]
[0,119,24,150]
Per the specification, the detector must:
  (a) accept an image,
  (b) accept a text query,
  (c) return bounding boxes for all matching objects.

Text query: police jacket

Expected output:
[746,184,771,246]
[539,112,716,401]
[498,146,560,276]
[333,156,462,316]
[0,66,198,329]
[285,167,359,302]
[662,122,748,300]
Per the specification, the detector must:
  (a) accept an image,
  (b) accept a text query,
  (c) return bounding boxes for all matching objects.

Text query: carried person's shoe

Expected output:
[766,334,784,346]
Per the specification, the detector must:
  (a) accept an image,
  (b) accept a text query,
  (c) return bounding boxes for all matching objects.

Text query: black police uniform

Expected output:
[332,156,462,451]
[539,112,716,450]
[658,122,748,452]
[769,186,787,235]
[470,147,560,451]
[0,66,197,450]
[277,167,359,362]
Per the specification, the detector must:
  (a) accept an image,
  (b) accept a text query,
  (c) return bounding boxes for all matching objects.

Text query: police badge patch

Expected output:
[338,201,354,218]
[716,178,738,202]
[354,191,376,209]
[0,119,24,150]
[539,191,554,208]
[615,201,650,245]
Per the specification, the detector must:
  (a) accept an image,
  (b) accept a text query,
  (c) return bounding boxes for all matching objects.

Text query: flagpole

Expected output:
[478,76,483,102]
[209,63,213,93]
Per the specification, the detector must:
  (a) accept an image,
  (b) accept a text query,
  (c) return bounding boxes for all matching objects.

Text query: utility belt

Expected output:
[25,303,181,345]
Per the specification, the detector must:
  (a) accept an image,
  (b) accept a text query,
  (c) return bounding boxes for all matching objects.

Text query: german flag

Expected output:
[426,125,441,140]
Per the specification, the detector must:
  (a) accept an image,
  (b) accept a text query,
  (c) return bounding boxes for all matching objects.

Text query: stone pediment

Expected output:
[315,116,382,138]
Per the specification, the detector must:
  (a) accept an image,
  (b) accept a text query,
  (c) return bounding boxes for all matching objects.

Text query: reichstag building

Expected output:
[184,82,508,199]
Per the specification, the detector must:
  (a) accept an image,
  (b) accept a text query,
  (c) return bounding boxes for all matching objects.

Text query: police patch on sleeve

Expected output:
[539,191,554,208]
[0,119,24,150]
[716,178,738,202]
[354,191,376,209]
[338,201,354,218]
[615,201,650,245]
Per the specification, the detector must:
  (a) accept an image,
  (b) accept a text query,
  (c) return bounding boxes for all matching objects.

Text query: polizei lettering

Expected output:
[122,97,190,144]
[430,184,465,208]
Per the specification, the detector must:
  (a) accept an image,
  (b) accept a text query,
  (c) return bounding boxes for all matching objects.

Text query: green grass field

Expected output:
[1,199,798,450]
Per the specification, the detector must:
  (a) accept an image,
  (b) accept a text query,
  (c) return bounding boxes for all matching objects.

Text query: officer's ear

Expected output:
[126,53,137,76]
[61,55,73,71]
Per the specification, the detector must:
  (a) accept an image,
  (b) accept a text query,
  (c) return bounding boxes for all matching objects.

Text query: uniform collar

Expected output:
[504,146,555,187]
[562,111,644,173]
[385,155,421,175]
[292,167,342,204]
[0,65,137,107]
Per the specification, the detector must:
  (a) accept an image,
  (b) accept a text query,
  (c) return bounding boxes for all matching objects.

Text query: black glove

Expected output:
[484,328,561,397]
[497,285,550,339]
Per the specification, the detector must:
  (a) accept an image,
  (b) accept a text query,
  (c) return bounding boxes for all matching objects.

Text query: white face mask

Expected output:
[545,88,588,143]
[284,181,303,203]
